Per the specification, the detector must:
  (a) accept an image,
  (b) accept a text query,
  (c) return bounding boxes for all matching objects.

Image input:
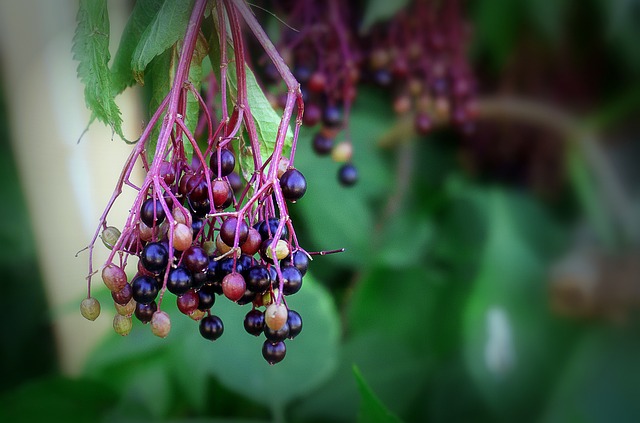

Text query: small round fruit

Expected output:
[331,142,353,163]
[312,132,334,155]
[222,272,246,302]
[210,148,236,177]
[182,246,209,273]
[281,250,310,276]
[244,309,265,336]
[166,266,192,296]
[199,315,224,341]
[264,321,290,342]
[140,242,169,273]
[134,300,157,323]
[287,310,303,339]
[281,265,303,295]
[151,311,171,338]
[112,282,132,305]
[102,264,128,292]
[303,103,322,126]
[265,303,288,331]
[245,265,271,293]
[220,217,249,246]
[338,163,358,187]
[177,290,199,315]
[228,171,243,194]
[140,198,166,228]
[262,340,286,364]
[101,226,121,250]
[256,217,289,241]
[172,223,193,251]
[197,284,217,310]
[322,105,343,128]
[80,297,100,321]
[280,169,307,202]
[131,274,159,304]
[241,227,262,255]
[113,314,132,336]
[212,179,233,209]
[115,298,136,316]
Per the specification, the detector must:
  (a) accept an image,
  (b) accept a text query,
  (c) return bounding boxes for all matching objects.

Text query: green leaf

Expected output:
[348,266,442,353]
[292,332,429,422]
[0,376,117,423]
[179,274,340,411]
[111,0,164,93]
[462,189,579,419]
[131,0,195,84]
[73,0,124,138]
[541,326,640,423]
[360,0,410,32]
[354,366,404,423]
[524,0,570,41]
[471,0,522,70]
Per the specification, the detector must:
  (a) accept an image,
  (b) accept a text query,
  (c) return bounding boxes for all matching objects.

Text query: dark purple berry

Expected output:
[131,275,159,304]
[220,217,249,246]
[287,310,303,339]
[262,340,286,364]
[338,163,358,187]
[188,197,210,218]
[245,265,271,293]
[264,321,290,342]
[134,300,157,323]
[236,289,257,305]
[191,269,208,290]
[210,148,236,177]
[244,309,265,336]
[256,217,289,241]
[166,266,192,296]
[312,132,334,155]
[322,105,343,128]
[140,198,166,228]
[182,246,209,273]
[281,265,303,295]
[199,315,224,341]
[303,103,322,127]
[280,169,307,202]
[281,251,310,276]
[140,242,169,273]
[227,172,243,194]
[197,284,217,310]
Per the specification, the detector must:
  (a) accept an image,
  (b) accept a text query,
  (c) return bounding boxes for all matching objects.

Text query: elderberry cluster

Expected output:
[80,0,322,366]
[82,145,312,364]
[259,0,360,188]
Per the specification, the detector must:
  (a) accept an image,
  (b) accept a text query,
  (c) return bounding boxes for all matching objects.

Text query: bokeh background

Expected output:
[1,1,640,422]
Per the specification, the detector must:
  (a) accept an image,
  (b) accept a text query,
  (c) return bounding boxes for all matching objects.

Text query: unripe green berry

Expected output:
[115,298,136,316]
[113,314,132,336]
[101,226,121,250]
[80,297,101,321]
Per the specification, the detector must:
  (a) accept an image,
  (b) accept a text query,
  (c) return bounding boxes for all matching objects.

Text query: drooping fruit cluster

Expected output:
[79,0,332,365]
[259,0,360,187]
[256,0,475,185]
[364,0,477,136]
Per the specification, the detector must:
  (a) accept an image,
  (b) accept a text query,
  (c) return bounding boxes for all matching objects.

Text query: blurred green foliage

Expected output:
[2,0,640,422]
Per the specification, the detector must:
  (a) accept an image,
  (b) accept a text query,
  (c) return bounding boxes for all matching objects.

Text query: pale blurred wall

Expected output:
[0,0,143,375]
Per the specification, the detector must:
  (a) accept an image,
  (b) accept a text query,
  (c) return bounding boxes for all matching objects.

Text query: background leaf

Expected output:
[131,0,195,83]
[360,0,410,33]
[111,0,164,94]
[354,366,404,423]
[72,0,123,138]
